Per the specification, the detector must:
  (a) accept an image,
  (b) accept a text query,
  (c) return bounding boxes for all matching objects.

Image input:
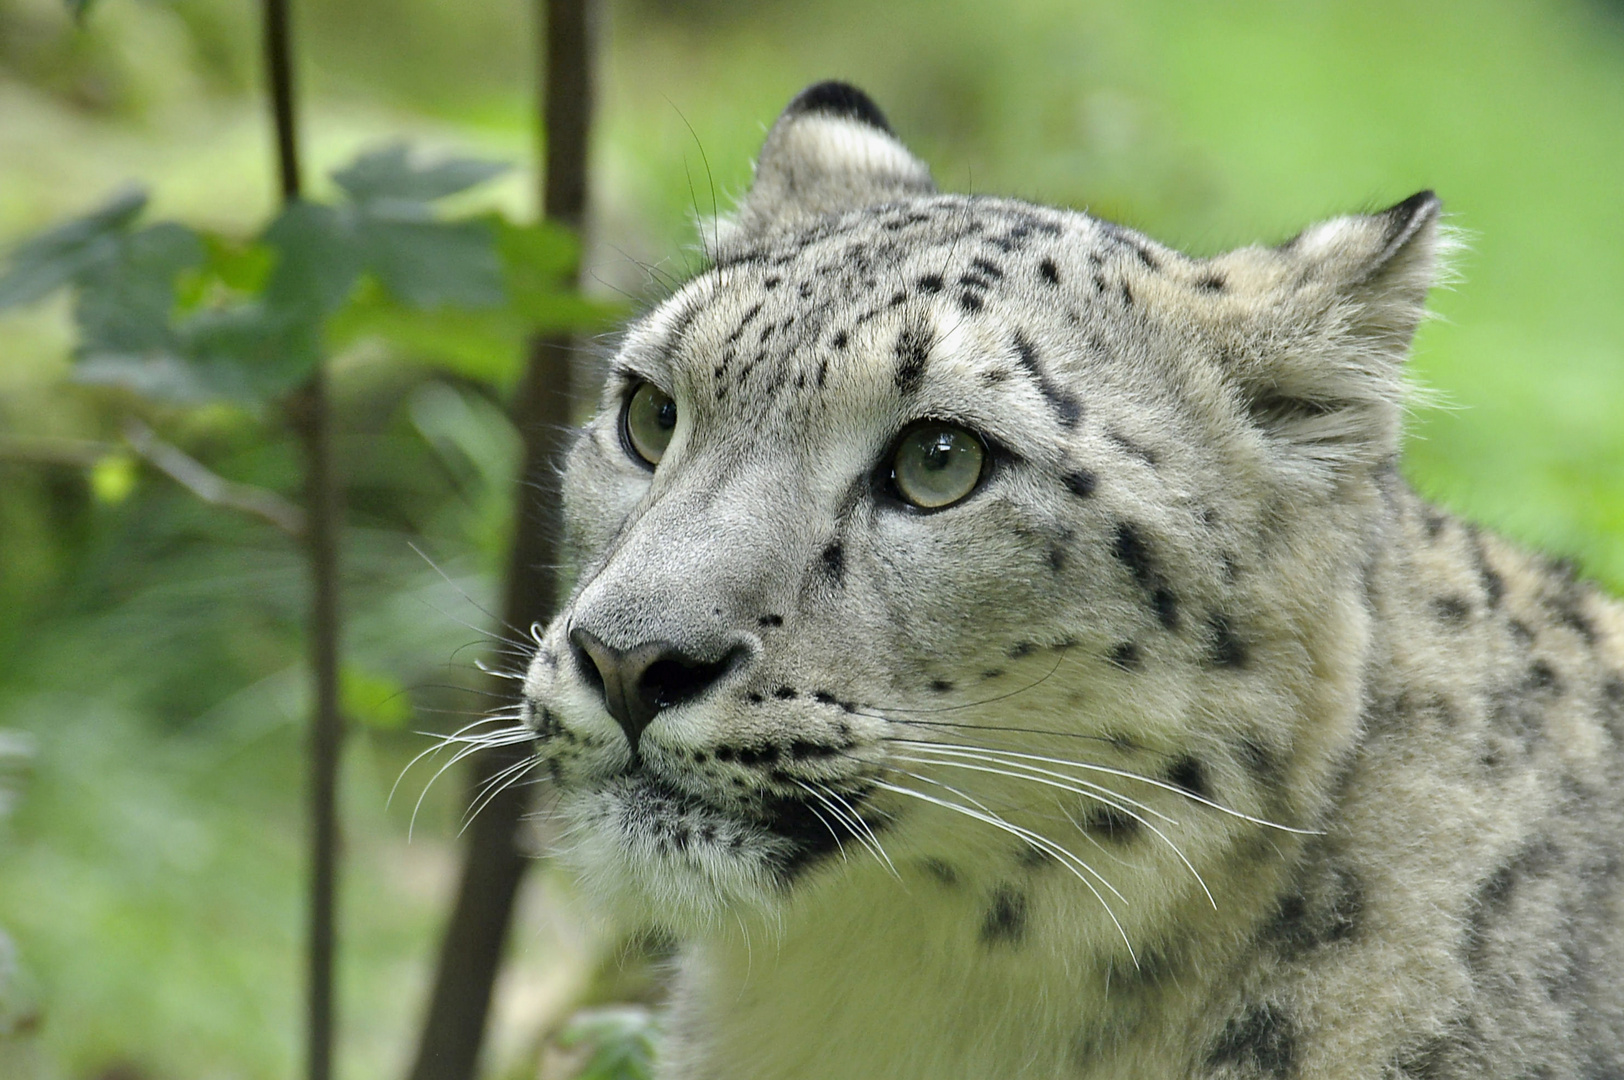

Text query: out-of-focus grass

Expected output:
[0,0,1621,1077]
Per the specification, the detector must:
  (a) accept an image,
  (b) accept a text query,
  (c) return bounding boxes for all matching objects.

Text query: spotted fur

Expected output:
[520,82,1624,1079]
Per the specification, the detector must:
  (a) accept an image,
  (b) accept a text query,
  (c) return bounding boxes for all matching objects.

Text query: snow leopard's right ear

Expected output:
[713,82,934,256]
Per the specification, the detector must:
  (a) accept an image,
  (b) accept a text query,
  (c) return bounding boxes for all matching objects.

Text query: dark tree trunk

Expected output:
[405,2,596,1078]
[260,4,345,1080]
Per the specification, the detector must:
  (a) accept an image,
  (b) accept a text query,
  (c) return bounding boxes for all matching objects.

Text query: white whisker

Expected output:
[890,738,1319,835]
[874,776,1138,967]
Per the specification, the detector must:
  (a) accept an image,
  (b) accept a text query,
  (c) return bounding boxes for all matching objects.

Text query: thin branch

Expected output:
[0,434,110,467]
[123,419,306,537]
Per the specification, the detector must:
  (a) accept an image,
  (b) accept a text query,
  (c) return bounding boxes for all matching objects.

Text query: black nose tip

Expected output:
[568,628,741,754]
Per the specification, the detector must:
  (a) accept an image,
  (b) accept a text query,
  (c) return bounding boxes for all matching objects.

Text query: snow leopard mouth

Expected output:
[599,769,882,882]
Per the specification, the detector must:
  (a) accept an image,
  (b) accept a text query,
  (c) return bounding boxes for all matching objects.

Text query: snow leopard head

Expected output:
[521,82,1446,934]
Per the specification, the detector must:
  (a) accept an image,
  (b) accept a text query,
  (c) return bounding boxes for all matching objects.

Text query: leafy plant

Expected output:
[558,1007,661,1080]
[0,144,614,407]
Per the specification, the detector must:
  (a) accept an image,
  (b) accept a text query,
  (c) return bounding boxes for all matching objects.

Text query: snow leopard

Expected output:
[519,81,1624,1079]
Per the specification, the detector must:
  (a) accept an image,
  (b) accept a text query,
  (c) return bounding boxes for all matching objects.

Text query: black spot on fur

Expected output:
[1424,509,1447,539]
[819,542,845,586]
[1433,595,1470,623]
[980,887,1029,945]
[1528,660,1560,693]
[1106,429,1157,466]
[1544,587,1598,645]
[1146,589,1175,630]
[1063,469,1098,498]
[1509,619,1535,642]
[787,739,840,761]
[921,859,959,886]
[1039,257,1060,285]
[1048,545,1067,573]
[1011,331,1083,427]
[958,273,992,290]
[1113,522,1154,585]
[830,329,849,349]
[735,744,778,766]
[929,679,954,693]
[1207,614,1248,668]
[1008,641,1037,659]
[1268,864,1364,958]
[1119,281,1134,307]
[1205,1003,1296,1078]
[1468,526,1505,608]
[982,668,1005,681]
[758,614,783,628]
[773,686,797,700]
[1082,805,1140,842]
[1236,736,1283,788]
[1167,756,1211,801]
[813,691,838,706]
[763,275,781,290]
[1464,841,1559,971]
[1113,522,1180,630]
[893,323,934,393]
[1195,272,1226,293]
[1108,642,1140,671]
[958,291,984,313]
[917,273,944,293]
[970,257,1004,280]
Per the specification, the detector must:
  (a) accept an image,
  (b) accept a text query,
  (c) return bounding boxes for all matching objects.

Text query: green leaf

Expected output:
[183,303,322,395]
[73,223,205,358]
[332,144,510,206]
[0,187,146,310]
[560,1007,659,1080]
[262,202,363,316]
[359,217,505,309]
[72,353,266,404]
[328,288,523,385]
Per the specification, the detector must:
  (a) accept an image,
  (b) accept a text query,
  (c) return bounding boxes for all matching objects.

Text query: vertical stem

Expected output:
[261,3,343,1080]
[405,2,595,1078]
[295,372,343,1080]
[263,0,302,202]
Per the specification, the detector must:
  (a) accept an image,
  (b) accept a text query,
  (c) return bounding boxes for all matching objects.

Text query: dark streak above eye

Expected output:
[1011,332,1082,428]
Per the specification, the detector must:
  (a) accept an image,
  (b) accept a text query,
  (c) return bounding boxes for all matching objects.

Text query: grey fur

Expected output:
[521,82,1624,1079]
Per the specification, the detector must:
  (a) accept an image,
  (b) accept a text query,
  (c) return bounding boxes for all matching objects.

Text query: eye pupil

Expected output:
[890,423,986,509]
[922,434,955,470]
[623,382,678,466]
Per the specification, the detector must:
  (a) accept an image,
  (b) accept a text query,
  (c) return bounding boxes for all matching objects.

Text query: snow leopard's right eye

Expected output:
[887,422,987,510]
[621,381,678,467]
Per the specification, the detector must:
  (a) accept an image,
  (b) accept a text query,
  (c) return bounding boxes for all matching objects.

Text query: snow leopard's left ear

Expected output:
[714,82,934,255]
[1205,191,1451,470]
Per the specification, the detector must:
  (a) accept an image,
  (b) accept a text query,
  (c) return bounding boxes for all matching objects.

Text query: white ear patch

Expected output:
[714,81,934,256]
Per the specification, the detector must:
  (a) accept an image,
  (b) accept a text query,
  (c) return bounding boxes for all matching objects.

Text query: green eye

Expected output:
[890,423,987,509]
[622,382,678,466]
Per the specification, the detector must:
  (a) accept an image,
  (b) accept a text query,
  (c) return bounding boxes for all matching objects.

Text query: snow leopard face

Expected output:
[521,82,1444,933]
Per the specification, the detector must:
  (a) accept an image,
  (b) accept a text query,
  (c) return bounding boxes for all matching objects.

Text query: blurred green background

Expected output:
[1,0,1621,1077]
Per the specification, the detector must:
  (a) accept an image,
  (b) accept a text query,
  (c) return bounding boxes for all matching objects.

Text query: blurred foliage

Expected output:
[0,0,1621,1078]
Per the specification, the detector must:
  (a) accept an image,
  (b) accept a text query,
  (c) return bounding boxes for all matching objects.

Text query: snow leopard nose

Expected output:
[567,628,743,754]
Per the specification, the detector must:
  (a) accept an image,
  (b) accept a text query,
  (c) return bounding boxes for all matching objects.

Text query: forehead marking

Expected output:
[1011,332,1083,429]
[894,323,935,394]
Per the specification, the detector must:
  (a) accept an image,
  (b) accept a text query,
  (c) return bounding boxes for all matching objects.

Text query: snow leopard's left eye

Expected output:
[622,381,678,467]
[888,423,987,510]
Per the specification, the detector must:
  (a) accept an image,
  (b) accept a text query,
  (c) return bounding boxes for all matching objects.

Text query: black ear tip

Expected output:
[1385,189,1441,224]
[784,81,895,135]
[1379,189,1441,250]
